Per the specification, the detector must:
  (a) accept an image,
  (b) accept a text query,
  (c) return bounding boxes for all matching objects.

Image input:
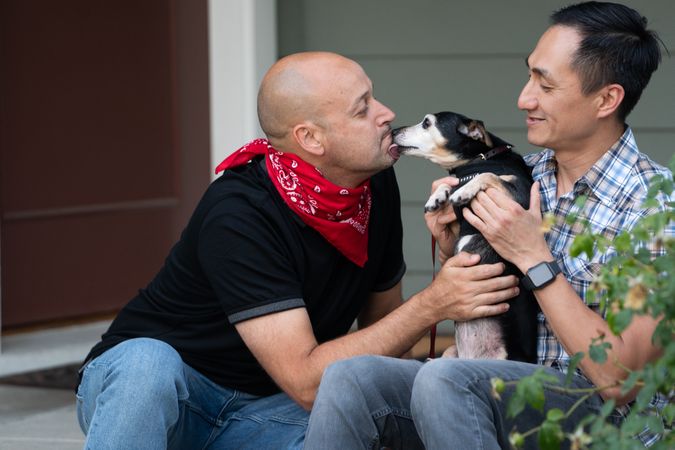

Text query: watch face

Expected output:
[529,263,554,286]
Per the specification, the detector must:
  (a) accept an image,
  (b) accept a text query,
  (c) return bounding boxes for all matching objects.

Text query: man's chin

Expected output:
[526,132,548,149]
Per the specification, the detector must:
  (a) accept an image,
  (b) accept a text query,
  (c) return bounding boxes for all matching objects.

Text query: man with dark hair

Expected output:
[549,1,662,122]
[304,2,672,448]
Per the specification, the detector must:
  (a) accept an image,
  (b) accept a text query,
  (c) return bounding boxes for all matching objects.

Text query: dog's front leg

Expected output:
[448,173,516,206]
[424,183,453,212]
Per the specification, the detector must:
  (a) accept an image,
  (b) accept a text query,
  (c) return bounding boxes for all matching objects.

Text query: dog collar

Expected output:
[456,173,478,187]
[450,145,513,186]
[472,144,512,163]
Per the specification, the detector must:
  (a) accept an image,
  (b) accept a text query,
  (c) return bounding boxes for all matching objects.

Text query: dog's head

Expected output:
[392,112,503,170]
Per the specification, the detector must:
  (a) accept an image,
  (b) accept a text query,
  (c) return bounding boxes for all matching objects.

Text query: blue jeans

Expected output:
[76,338,308,450]
[304,356,606,450]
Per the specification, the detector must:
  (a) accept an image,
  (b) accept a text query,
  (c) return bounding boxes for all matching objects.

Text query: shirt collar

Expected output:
[581,126,639,207]
[531,127,639,207]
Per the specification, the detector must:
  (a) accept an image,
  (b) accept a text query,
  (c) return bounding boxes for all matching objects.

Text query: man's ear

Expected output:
[292,122,325,156]
[596,83,625,119]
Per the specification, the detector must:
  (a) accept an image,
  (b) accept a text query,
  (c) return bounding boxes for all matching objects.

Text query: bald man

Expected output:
[76,52,517,449]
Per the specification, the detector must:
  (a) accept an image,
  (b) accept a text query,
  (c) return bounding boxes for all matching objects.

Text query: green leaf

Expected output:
[663,403,675,426]
[621,414,648,435]
[620,370,642,395]
[546,408,565,422]
[599,399,616,419]
[506,393,526,419]
[565,352,584,386]
[607,309,633,335]
[613,232,632,253]
[538,420,563,450]
[645,415,665,435]
[635,383,657,410]
[571,234,595,259]
[589,341,611,364]
[574,195,588,209]
[646,175,665,199]
[522,377,546,412]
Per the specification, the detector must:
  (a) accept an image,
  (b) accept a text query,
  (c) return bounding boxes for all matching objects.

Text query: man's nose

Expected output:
[517,82,537,111]
[376,99,396,124]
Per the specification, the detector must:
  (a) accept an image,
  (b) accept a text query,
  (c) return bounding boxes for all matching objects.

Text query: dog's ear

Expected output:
[458,120,493,147]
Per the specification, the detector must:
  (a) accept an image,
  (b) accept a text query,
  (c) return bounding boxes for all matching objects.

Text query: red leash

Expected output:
[428,236,438,359]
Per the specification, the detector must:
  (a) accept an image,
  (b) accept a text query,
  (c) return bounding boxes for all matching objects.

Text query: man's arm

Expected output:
[357,283,403,330]
[235,253,519,410]
[358,283,416,358]
[517,273,661,403]
[463,183,663,404]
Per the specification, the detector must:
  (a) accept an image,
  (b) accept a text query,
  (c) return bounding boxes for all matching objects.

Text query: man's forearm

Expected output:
[312,288,438,364]
[532,275,660,403]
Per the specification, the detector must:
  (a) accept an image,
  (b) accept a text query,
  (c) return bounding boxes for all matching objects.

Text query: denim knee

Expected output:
[78,339,195,448]
[319,356,383,400]
[90,338,188,403]
[412,359,481,409]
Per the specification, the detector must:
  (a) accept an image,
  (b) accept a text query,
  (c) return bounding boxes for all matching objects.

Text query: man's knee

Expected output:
[320,356,385,397]
[317,356,419,408]
[412,359,489,407]
[86,338,187,402]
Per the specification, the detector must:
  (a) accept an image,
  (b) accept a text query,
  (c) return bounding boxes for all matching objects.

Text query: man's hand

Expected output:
[425,252,519,322]
[462,181,552,272]
[424,176,460,264]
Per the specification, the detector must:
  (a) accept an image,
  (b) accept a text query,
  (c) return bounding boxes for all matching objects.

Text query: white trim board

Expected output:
[0,320,111,378]
[207,0,277,179]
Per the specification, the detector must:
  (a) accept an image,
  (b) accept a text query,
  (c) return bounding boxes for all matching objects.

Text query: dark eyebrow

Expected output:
[525,56,553,81]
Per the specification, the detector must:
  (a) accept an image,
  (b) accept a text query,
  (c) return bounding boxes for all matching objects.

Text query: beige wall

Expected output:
[277,0,675,314]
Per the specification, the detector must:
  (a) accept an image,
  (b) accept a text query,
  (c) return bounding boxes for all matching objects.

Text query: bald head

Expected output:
[257,52,362,140]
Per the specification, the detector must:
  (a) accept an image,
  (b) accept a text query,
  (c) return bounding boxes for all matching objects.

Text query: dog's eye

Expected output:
[422,118,431,129]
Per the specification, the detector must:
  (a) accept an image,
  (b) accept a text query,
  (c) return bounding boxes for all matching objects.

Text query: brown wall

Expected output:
[0,0,210,328]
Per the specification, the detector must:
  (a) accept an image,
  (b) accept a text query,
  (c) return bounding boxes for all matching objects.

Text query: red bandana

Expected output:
[215,139,371,267]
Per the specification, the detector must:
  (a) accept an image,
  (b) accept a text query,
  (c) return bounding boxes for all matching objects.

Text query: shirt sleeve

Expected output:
[371,167,407,292]
[197,193,306,324]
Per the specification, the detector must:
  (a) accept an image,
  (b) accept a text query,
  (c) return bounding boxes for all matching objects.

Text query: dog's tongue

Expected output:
[388,144,400,161]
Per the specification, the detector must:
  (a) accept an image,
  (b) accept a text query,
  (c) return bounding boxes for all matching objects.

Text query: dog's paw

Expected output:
[448,184,479,206]
[424,185,452,212]
[424,197,447,213]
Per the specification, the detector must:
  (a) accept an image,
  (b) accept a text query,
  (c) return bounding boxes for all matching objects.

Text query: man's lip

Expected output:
[526,116,545,125]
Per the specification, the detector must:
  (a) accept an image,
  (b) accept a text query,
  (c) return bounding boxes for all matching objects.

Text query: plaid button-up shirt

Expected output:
[524,127,672,446]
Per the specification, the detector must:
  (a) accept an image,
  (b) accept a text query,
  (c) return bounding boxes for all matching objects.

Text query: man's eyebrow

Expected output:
[350,89,370,113]
[525,56,552,80]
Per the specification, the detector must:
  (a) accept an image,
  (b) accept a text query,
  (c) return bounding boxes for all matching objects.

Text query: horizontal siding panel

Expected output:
[280,0,675,314]
[292,0,674,56]
[362,57,675,129]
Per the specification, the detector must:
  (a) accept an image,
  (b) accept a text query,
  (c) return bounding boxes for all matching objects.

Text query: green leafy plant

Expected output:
[493,156,674,449]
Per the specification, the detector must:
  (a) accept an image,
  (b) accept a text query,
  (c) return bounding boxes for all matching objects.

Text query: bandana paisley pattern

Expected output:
[215,139,371,267]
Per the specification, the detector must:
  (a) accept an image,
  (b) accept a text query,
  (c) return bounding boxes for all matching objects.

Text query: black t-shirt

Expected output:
[84,158,406,396]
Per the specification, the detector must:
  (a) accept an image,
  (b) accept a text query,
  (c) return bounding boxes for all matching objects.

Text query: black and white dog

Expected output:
[393,111,538,362]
